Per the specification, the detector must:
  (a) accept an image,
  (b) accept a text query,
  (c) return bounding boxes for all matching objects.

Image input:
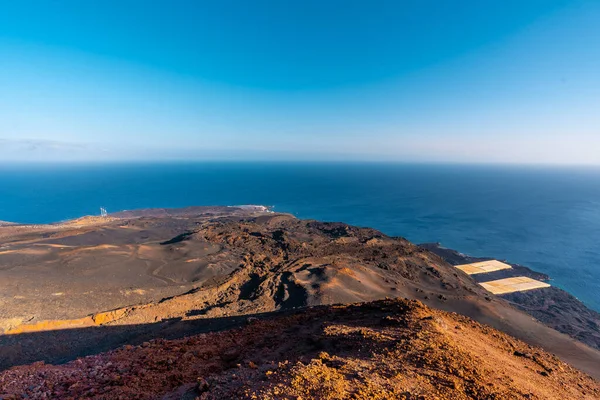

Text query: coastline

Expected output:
[2,162,599,312]
[1,206,599,356]
[1,207,600,381]
[421,242,600,351]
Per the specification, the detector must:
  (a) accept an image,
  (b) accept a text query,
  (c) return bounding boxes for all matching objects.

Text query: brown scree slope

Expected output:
[0,299,598,399]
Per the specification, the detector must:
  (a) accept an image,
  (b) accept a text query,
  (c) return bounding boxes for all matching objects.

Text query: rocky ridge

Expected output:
[0,299,598,399]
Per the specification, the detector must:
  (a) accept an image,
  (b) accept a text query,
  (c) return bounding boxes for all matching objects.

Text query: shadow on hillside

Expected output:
[0,308,297,371]
[0,301,416,372]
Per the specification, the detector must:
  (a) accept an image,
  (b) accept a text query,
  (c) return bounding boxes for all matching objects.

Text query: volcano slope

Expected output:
[1,209,600,381]
[1,299,598,399]
[420,243,600,351]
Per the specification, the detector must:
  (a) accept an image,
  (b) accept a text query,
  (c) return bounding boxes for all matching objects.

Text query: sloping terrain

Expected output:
[0,207,267,327]
[1,299,598,399]
[421,243,600,350]
[1,209,600,382]
[1,210,487,337]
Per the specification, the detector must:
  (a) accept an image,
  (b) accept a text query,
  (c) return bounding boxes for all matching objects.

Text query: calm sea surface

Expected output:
[1,162,599,311]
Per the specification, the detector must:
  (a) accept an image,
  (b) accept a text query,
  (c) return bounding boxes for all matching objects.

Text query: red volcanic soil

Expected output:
[1,299,598,399]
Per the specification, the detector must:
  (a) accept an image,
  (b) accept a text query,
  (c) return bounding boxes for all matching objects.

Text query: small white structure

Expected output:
[100,207,108,218]
[455,260,512,275]
[480,276,551,295]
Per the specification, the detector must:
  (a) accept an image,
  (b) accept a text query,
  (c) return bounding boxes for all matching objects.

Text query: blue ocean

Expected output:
[1,162,599,311]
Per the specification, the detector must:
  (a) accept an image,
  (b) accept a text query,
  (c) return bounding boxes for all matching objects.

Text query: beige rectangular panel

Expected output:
[455,260,512,275]
[480,276,551,295]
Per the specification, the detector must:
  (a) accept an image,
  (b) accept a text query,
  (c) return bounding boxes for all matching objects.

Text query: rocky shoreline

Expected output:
[420,243,600,351]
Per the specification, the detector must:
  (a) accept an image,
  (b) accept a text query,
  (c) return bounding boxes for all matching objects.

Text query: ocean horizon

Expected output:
[1,161,599,311]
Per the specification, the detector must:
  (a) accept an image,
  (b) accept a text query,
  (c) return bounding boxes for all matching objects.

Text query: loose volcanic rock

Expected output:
[0,299,598,399]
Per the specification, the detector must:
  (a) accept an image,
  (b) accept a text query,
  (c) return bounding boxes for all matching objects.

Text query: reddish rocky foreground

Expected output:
[0,298,598,400]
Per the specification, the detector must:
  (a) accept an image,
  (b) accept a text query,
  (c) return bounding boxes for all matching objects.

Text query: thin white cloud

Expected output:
[0,138,111,161]
[2,134,599,165]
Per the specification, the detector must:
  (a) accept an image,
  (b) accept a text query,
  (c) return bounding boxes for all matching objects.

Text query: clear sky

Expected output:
[1,0,599,163]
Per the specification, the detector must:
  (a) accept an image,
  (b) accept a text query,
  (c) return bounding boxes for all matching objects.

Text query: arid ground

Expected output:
[0,207,599,398]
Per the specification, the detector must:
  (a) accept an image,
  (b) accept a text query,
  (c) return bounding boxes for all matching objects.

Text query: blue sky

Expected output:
[1,0,599,163]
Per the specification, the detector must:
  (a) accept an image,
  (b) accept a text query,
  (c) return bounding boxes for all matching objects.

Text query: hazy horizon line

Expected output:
[1,159,600,168]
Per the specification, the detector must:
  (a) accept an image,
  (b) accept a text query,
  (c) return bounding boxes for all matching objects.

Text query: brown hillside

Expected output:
[0,299,598,399]
[1,210,600,381]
